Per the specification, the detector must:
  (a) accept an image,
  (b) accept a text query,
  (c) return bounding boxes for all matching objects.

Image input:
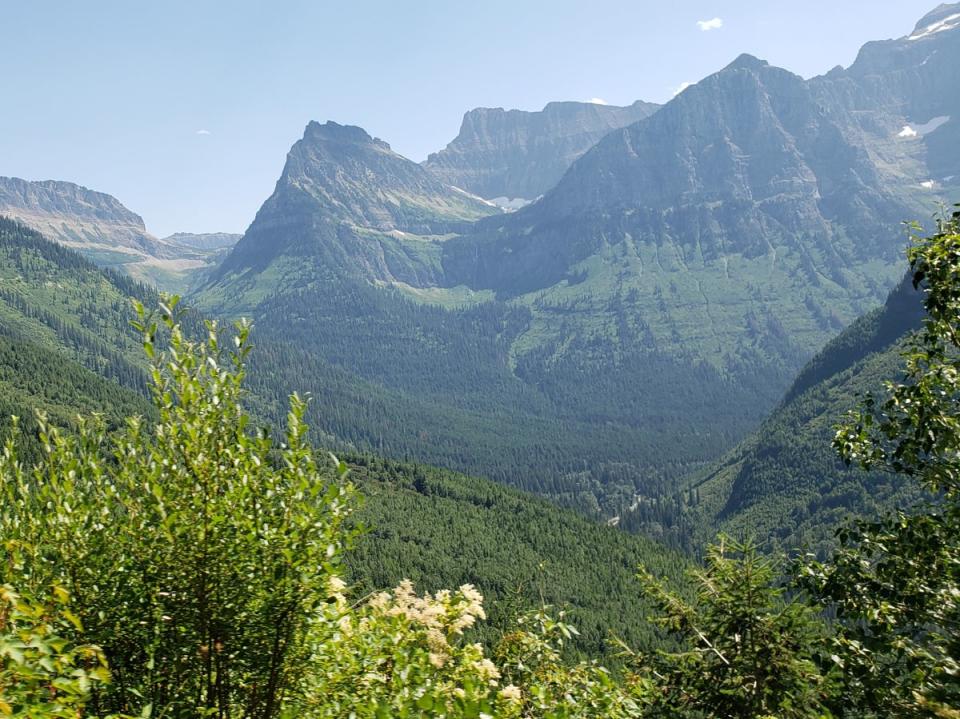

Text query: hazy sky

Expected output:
[3,1,938,236]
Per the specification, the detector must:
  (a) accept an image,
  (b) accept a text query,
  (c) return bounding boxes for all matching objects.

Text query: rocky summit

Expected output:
[423,100,659,203]
[208,121,498,299]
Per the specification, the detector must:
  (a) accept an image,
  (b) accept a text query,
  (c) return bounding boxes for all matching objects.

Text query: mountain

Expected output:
[197,6,959,513]
[208,121,499,302]
[199,122,743,513]
[423,100,659,203]
[435,9,959,439]
[0,216,686,658]
[0,177,230,292]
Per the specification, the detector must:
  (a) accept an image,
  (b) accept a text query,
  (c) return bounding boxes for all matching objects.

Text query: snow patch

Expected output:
[450,185,499,208]
[909,12,960,41]
[490,197,533,211]
[898,116,950,139]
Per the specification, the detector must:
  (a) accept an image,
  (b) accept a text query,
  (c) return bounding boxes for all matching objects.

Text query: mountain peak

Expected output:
[303,120,390,150]
[424,99,659,199]
[724,53,769,72]
[0,176,146,230]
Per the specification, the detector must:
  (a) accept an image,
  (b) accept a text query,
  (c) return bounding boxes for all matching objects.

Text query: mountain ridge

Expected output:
[0,177,233,292]
[423,99,659,202]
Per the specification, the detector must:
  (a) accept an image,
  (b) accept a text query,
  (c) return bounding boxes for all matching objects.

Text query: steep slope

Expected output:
[346,454,686,657]
[423,100,659,203]
[0,178,229,292]
[632,274,927,554]
[207,121,499,304]
[0,216,152,388]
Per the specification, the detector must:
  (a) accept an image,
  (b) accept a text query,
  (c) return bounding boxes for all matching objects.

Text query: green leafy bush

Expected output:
[0,580,111,718]
[0,299,355,717]
[799,211,960,717]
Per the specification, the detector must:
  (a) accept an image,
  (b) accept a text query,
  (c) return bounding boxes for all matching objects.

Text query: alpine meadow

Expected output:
[1,2,959,717]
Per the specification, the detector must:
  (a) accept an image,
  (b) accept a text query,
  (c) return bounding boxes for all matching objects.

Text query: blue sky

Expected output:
[3,1,937,236]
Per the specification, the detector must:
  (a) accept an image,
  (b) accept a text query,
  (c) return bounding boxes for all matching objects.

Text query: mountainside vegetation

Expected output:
[637,270,929,553]
[0,217,687,661]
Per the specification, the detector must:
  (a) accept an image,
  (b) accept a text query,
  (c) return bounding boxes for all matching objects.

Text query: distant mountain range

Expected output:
[192,4,959,514]
[3,4,957,523]
[162,232,242,252]
[423,100,659,203]
[0,177,239,292]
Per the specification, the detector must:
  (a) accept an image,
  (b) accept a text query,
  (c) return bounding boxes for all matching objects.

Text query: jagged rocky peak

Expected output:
[300,120,390,151]
[423,99,659,202]
[535,55,821,219]
[208,119,498,290]
[266,119,496,233]
[723,53,769,71]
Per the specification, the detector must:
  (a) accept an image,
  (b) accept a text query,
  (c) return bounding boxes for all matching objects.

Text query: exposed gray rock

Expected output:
[423,100,659,200]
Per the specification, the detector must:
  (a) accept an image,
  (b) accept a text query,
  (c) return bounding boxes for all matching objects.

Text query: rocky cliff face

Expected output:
[423,100,659,202]
[208,121,498,295]
[0,177,157,255]
[442,51,931,295]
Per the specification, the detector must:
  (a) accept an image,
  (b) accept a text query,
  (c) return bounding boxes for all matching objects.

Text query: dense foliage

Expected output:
[640,538,832,718]
[0,582,112,718]
[799,211,960,716]
[0,302,356,716]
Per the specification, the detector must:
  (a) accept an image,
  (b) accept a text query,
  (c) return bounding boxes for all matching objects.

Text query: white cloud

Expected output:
[672,81,694,97]
[587,97,609,105]
[898,125,918,138]
[697,17,723,31]
[196,129,212,136]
